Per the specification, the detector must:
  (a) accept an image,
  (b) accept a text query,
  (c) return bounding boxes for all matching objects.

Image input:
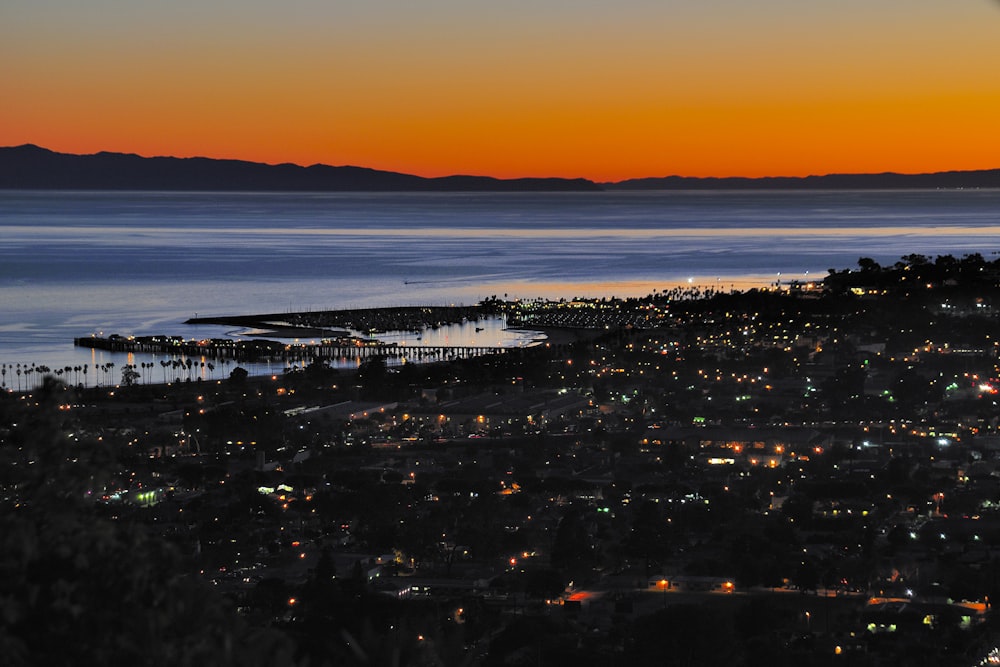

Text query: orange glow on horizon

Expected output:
[8,88,1000,183]
[3,2,1000,182]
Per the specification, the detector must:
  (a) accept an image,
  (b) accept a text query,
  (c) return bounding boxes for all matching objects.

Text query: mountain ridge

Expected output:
[606,170,1000,190]
[3,144,1000,191]
[0,144,600,192]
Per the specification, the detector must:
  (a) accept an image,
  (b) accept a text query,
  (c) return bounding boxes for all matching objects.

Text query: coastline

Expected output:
[9,187,1000,381]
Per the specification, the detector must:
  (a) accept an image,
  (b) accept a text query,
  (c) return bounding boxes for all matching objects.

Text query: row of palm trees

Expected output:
[153,358,225,385]
[0,363,54,392]
[1,358,232,392]
[0,362,118,390]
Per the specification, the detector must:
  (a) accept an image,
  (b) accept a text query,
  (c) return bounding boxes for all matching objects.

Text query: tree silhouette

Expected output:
[121,364,140,387]
[229,366,249,385]
[550,509,594,578]
[623,500,671,574]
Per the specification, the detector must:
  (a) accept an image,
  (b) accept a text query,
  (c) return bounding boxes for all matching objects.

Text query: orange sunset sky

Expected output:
[3,1,1000,182]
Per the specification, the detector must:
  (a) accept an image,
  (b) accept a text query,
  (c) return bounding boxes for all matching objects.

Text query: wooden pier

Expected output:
[74,335,510,364]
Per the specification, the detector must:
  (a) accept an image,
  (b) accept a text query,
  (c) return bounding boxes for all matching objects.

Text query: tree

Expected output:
[857,257,881,273]
[623,500,671,573]
[550,509,594,576]
[524,568,567,599]
[229,366,249,385]
[356,357,390,398]
[121,364,140,387]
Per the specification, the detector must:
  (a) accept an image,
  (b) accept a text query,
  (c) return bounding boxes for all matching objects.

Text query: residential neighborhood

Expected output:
[6,254,1000,666]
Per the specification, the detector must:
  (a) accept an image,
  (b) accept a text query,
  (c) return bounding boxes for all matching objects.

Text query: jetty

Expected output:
[184,304,497,336]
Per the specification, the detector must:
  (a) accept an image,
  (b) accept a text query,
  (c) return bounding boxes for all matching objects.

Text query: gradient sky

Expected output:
[3,1,1000,181]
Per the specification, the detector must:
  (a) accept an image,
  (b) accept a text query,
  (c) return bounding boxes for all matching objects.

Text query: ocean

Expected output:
[2,188,999,385]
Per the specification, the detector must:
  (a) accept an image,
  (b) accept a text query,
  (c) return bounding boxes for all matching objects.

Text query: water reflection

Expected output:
[372,316,540,348]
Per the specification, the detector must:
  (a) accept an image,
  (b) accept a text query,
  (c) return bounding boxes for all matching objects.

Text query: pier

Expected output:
[73,334,511,364]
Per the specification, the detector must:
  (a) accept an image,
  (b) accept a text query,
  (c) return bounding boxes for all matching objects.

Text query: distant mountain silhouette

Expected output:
[607,170,1000,190]
[0,144,601,192]
[3,144,999,191]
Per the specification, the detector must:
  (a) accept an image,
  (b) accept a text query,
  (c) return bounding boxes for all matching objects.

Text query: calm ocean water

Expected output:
[2,189,999,384]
